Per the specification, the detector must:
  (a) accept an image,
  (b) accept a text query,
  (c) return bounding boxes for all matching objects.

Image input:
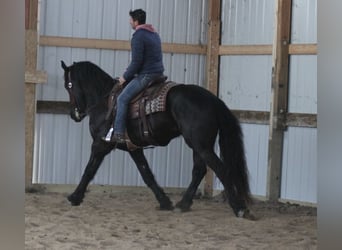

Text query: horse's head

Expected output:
[61,60,87,122]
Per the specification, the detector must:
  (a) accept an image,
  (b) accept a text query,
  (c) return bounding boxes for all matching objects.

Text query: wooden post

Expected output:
[267,0,292,201]
[25,0,47,188]
[204,0,221,197]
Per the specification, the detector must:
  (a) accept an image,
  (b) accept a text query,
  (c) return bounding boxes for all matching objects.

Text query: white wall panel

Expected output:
[291,0,317,44]
[288,55,317,113]
[219,55,272,111]
[217,0,275,198]
[217,0,317,204]
[281,127,317,203]
[221,0,275,45]
[282,0,317,204]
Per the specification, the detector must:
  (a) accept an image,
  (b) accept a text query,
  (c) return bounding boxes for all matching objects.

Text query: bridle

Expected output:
[65,69,116,121]
[66,70,86,121]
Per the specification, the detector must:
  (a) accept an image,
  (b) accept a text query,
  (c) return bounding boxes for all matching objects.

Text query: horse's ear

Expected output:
[61,60,68,71]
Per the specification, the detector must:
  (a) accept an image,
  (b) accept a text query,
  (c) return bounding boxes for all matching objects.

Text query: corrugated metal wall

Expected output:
[34,0,207,187]
[281,0,317,203]
[216,0,317,203]
[34,0,316,204]
[215,0,275,197]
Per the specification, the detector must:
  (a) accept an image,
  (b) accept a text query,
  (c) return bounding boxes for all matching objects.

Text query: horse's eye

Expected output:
[67,82,73,89]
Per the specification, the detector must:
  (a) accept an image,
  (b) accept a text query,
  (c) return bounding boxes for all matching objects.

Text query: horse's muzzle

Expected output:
[70,107,86,122]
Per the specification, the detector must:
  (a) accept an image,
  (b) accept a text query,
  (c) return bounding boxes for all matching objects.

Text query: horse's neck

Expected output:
[87,99,108,124]
[86,82,113,108]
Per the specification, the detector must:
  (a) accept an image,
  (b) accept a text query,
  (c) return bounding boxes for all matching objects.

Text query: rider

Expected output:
[103,9,164,143]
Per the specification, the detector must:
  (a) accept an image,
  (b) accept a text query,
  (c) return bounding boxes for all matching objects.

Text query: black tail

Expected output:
[217,100,253,207]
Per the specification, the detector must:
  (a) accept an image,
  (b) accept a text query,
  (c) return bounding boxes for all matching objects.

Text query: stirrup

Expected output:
[102,128,115,143]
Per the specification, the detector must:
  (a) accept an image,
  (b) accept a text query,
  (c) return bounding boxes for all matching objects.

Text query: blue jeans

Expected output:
[113,73,163,134]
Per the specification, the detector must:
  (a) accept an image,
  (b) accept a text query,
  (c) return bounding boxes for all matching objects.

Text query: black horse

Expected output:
[61,60,254,219]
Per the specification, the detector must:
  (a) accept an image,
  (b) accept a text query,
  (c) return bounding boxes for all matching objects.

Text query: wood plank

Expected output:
[204,0,221,197]
[26,0,38,30]
[162,43,206,55]
[230,111,317,127]
[219,45,272,55]
[37,101,70,114]
[25,84,36,188]
[219,44,317,55]
[39,36,316,56]
[36,101,317,128]
[25,70,48,84]
[267,0,292,202]
[25,0,39,188]
[39,36,206,55]
[231,110,269,124]
[289,44,317,55]
[26,30,38,69]
[286,113,317,127]
[39,36,131,51]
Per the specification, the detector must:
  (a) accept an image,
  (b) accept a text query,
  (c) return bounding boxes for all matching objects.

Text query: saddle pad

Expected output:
[128,81,178,119]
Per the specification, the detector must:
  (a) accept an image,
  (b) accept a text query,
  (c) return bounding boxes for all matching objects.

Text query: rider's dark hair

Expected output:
[129,9,146,25]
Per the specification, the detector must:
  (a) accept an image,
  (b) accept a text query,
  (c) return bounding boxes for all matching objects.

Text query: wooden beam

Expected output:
[285,113,316,127]
[39,36,131,51]
[39,37,316,56]
[267,0,292,201]
[289,44,317,55]
[25,70,48,84]
[25,0,38,30]
[204,0,221,197]
[232,111,317,127]
[39,36,207,55]
[37,101,70,114]
[162,43,207,55]
[36,101,317,128]
[232,110,270,125]
[219,45,272,55]
[25,0,39,188]
[218,44,317,55]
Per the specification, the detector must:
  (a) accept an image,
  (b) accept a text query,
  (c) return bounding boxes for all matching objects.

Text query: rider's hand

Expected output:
[119,76,126,85]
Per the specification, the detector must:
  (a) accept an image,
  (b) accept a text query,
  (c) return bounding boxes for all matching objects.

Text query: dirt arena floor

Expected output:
[25,185,317,250]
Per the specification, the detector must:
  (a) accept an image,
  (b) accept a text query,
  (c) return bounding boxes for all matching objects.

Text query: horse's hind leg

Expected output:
[129,149,174,210]
[175,151,207,212]
[68,141,113,206]
[197,149,248,217]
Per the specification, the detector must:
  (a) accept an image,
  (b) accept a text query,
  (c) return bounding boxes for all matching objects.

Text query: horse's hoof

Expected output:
[175,201,192,212]
[159,203,174,211]
[237,209,258,220]
[67,194,83,206]
[174,203,191,212]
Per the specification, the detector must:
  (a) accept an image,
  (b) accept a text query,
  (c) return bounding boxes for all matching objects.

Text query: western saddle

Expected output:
[105,76,177,149]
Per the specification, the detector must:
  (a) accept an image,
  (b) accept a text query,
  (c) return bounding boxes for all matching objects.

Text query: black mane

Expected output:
[70,61,115,98]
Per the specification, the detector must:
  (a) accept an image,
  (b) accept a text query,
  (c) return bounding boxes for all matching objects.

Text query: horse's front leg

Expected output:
[129,149,174,210]
[68,141,113,206]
